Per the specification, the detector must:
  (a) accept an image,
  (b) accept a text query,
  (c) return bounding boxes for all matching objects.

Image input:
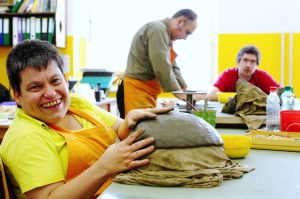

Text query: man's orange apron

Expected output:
[124,47,177,116]
[48,107,117,198]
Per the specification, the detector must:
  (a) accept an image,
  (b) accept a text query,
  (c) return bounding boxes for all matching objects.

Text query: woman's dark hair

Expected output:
[6,40,64,94]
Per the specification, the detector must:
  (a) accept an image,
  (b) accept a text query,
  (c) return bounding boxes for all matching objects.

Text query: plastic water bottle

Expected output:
[266,87,280,131]
[281,86,294,110]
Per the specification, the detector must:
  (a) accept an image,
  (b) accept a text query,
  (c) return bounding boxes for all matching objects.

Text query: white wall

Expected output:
[219,0,300,33]
[85,0,219,90]
[75,0,300,90]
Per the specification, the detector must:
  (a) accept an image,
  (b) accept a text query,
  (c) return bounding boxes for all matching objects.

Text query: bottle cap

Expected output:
[284,86,292,91]
[269,86,277,92]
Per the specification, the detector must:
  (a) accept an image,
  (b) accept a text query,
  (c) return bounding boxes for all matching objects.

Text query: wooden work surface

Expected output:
[95,98,117,112]
[173,100,256,125]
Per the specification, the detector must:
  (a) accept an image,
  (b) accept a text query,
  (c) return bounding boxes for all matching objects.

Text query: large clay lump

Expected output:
[133,111,223,148]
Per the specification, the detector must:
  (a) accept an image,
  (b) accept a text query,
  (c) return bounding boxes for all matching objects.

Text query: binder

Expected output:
[25,17,31,40]
[12,17,19,46]
[50,0,56,12]
[47,17,55,44]
[35,17,41,39]
[3,18,10,45]
[41,17,48,41]
[0,18,3,45]
[21,17,30,41]
[30,16,36,40]
[20,17,24,42]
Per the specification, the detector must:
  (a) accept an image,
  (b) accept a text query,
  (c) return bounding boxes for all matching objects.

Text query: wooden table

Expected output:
[172,99,257,126]
[0,121,10,142]
[95,98,117,113]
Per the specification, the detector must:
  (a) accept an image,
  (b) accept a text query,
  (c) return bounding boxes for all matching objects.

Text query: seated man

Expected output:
[207,45,280,101]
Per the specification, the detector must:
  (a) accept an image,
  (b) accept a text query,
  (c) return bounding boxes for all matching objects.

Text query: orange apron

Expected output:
[48,107,117,198]
[124,47,177,116]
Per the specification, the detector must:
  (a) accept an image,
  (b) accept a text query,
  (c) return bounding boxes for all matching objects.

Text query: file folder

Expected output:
[41,17,48,41]
[30,16,36,40]
[12,17,19,46]
[3,18,10,45]
[0,18,3,45]
[35,17,41,39]
[47,17,55,44]
[25,17,31,40]
[20,17,25,42]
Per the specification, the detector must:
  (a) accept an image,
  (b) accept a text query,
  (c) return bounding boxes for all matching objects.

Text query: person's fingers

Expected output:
[122,128,147,145]
[145,106,174,114]
[124,146,154,169]
[129,145,155,160]
[139,111,157,118]
[127,115,156,129]
[128,136,155,151]
[128,158,150,169]
[127,112,157,129]
[127,120,138,129]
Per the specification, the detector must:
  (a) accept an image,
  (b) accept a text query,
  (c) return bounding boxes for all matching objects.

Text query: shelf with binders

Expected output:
[0,12,56,46]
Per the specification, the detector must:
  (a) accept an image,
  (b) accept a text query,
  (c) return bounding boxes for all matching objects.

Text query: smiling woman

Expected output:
[84,0,219,90]
[0,40,174,198]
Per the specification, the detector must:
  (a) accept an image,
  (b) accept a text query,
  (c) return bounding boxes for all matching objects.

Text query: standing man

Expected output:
[117,9,197,118]
[207,45,280,101]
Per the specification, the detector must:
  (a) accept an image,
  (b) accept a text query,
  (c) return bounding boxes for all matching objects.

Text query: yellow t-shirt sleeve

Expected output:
[2,126,65,193]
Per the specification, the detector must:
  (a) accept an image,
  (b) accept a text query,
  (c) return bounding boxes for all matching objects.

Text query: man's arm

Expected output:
[25,129,155,199]
[172,61,188,90]
[207,86,221,101]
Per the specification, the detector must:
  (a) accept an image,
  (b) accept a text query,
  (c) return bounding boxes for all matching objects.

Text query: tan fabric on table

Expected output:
[222,79,267,129]
[114,146,254,188]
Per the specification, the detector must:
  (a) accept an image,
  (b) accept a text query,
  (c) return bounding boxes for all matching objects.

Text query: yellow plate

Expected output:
[221,134,252,158]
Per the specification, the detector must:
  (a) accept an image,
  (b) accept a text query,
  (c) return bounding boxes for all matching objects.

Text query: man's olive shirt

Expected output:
[125,18,187,92]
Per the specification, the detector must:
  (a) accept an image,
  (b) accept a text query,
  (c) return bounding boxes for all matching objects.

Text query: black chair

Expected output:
[116,80,125,119]
[0,84,12,103]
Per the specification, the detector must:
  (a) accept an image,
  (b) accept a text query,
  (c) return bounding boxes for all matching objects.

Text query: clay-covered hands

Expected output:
[126,106,174,129]
[97,128,155,176]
